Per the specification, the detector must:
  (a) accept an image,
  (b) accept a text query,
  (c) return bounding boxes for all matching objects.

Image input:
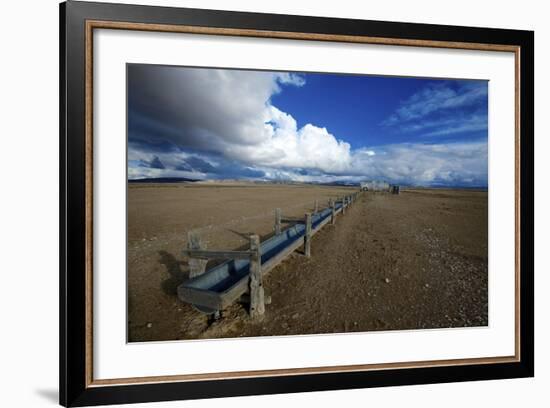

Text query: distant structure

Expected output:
[360,181,400,194]
[360,181,390,191]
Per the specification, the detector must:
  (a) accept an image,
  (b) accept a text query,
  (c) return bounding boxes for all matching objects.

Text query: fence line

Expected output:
[188,195,347,236]
[178,190,362,319]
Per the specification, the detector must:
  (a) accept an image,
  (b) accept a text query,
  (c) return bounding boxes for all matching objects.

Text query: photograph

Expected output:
[127,64,489,343]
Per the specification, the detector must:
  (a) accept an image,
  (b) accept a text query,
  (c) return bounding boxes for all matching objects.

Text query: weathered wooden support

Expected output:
[304,212,312,257]
[187,231,208,278]
[342,197,346,215]
[314,200,319,214]
[274,207,282,235]
[240,293,272,305]
[331,200,336,225]
[183,249,255,260]
[249,234,264,318]
[208,310,222,323]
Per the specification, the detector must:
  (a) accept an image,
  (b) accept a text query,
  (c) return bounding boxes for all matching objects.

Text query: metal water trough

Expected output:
[177,201,345,314]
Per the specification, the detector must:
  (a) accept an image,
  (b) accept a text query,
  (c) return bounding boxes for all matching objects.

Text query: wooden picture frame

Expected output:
[60,1,534,406]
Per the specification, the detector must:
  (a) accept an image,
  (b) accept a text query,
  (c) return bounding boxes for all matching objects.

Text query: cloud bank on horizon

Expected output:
[128,64,488,187]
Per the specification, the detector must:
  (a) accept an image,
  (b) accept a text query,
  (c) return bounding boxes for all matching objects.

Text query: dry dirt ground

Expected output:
[127,183,487,342]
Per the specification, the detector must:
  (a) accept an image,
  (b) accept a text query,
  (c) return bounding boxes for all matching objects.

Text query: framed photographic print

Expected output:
[60,1,534,406]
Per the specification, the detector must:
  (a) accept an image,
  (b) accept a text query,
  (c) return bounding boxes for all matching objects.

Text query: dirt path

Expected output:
[200,190,488,339]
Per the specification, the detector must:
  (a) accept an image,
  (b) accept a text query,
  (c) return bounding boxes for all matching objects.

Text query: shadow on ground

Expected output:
[158,250,189,295]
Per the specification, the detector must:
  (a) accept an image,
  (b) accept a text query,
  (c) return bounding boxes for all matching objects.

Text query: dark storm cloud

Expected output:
[127,64,303,155]
[136,155,165,169]
[215,163,265,179]
[149,156,165,169]
[173,154,265,179]
[182,156,217,173]
[129,136,178,154]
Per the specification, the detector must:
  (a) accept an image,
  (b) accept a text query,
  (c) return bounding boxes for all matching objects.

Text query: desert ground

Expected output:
[127,182,488,342]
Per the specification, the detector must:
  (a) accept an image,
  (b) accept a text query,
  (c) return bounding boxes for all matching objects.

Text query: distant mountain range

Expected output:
[127,177,487,190]
[128,177,198,183]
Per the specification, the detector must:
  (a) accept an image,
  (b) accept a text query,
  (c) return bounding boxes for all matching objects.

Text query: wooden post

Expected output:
[314,200,319,214]
[187,231,208,278]
[249,234,264,318]
[274,208,281,235]
[342,197,346,215]
[304,213,312,257]
[331,200,336,225]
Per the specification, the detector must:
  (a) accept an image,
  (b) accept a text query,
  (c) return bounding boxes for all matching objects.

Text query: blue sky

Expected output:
[128,64,488,187]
